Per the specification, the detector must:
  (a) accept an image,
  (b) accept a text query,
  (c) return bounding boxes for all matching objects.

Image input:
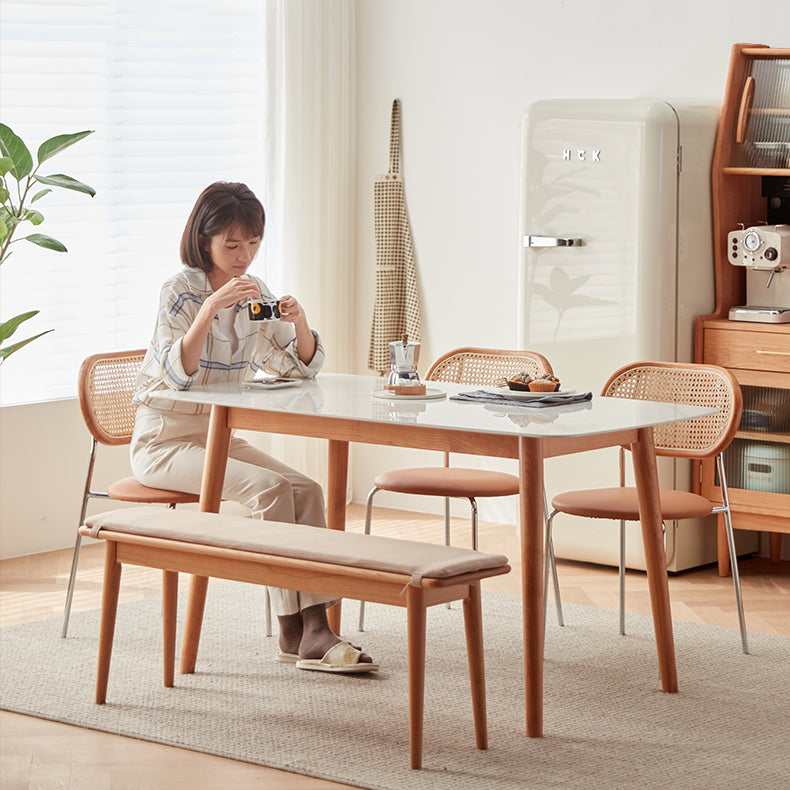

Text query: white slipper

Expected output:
[276,651,299,663]
[296,641,379,674]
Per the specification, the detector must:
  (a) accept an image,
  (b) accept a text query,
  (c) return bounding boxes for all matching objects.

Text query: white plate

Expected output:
[372,388,447,401]
[492,388,578,400]
[245,378,302,390]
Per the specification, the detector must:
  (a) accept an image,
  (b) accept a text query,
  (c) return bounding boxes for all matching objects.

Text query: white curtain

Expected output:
[254,0,357,494]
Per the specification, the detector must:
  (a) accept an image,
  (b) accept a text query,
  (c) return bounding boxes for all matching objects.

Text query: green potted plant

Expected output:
[0,124,95,363]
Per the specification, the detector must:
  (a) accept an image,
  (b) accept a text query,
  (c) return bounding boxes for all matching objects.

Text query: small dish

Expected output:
[245,378,302,390]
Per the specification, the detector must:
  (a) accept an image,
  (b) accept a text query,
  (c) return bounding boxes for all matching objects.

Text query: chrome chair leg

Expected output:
[543,508,564,635]
[60,531,84,638]
[616,446,626,636]
[62,440,104,638]
[445,497,454,610]
[548,534,563,626]
[358,486,380,631]
[264,588,272,638]
[469,497,478,551]
[716,455,749,655]
[618,518,626,636]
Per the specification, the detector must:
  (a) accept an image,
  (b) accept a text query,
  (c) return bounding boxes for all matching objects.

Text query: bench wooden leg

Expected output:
[463,582,488,750]
[96,542,122,704]
[162,571,178,687]
[406,586,427,770]
[180,575,209,675]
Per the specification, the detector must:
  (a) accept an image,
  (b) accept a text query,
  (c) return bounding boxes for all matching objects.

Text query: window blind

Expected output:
[0,0,269,405]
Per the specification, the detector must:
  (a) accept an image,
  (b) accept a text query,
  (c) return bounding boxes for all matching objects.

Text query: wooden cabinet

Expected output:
[695,44,790,573]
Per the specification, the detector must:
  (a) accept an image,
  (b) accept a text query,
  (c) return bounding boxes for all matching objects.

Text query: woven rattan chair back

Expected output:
[602,361,742,460]
[425,347,553,386]
[78,349,147,446]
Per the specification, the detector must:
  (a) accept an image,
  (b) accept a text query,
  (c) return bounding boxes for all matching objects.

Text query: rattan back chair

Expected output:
[545,360,749,653]
[424,347,552,387]
[61,349,199,637]
[359,347,559,631]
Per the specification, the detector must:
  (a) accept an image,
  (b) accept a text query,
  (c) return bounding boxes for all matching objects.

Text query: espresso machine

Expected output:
[728,176,790,323]
[728,223,790,323]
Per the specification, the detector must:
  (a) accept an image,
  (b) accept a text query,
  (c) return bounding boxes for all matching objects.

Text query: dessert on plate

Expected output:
[506,372,561,393]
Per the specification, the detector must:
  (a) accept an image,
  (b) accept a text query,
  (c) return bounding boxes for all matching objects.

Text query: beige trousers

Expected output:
[130,404,337,617]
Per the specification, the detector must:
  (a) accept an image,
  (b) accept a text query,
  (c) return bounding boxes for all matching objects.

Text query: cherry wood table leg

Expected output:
[519,436,544,738]
[96,542,121,704]
[631,426,678,694]
[326,439,349,635]
[162,570,178,687]
[181,405,231,675]
[769,532,783,564]
[406,585,427,770]
[463,582,488,750]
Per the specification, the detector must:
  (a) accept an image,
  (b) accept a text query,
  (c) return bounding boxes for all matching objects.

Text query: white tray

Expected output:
[372,388,447,401]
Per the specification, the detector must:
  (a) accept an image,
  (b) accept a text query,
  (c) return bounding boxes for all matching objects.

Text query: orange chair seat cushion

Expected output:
[106,477,200,505]
[374,468,520,498]
[551,487,713,521]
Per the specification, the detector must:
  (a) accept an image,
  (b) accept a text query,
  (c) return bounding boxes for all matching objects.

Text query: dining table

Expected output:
[150,372,715,738]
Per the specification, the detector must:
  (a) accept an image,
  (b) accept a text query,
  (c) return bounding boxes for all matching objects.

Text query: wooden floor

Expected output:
[2,504,788,789]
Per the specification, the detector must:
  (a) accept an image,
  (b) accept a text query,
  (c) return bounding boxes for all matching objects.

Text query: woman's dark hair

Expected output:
[180,182,265,272]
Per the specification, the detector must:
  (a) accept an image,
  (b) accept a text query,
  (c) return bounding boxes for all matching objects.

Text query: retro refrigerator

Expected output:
[517,99,758,572]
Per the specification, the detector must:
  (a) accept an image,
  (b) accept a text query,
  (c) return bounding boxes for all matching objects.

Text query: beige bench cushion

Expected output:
[85,507,509,586]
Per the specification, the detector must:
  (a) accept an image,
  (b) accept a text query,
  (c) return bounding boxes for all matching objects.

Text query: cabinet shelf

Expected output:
[723,167,790,176]
[736,430,790,445]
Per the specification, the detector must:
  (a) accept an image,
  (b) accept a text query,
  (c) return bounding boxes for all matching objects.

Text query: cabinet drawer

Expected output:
[704,328,790,373]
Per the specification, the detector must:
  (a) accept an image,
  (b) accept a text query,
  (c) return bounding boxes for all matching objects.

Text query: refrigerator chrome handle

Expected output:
[522,235,583,248]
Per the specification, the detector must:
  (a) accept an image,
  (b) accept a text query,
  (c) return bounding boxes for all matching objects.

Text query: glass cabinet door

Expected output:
[722,384,790,493]
[728,55,790,170]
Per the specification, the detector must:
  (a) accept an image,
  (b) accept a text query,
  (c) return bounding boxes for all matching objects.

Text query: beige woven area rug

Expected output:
[1,584,788,789]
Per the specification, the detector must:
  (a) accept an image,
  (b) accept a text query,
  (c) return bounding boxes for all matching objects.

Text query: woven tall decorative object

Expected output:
[368,99,422,374]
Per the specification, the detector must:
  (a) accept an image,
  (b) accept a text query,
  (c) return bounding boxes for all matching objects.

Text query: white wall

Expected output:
[349,0,790,565]
[0,400,250,559]
[0,400,121,558]
[2,1,787,559]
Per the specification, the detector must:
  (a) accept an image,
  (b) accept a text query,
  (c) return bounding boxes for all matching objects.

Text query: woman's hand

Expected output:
[179,277,261,377]
[278,294,306,326]
[207,276,261,312]
[278,294,316,364]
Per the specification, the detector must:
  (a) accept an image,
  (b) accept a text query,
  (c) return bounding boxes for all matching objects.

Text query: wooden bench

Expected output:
[82,507,511,769]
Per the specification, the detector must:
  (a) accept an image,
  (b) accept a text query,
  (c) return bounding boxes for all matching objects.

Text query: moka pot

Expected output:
[387,334,421,388]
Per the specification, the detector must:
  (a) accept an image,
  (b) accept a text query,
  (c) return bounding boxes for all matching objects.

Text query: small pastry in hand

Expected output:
[527,374,561,393]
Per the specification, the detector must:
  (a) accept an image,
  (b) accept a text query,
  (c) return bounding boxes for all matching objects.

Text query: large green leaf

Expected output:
[34,173,96,197]
[37,130,94,165]
[0,124,33,180]
[0,156,14,177]
[0,330,54,362]
[23,233,68,252]
[30,188,52,203]
[0,310,39,342]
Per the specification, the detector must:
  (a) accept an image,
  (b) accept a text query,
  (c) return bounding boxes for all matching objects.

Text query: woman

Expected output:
[131,181,375,673]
